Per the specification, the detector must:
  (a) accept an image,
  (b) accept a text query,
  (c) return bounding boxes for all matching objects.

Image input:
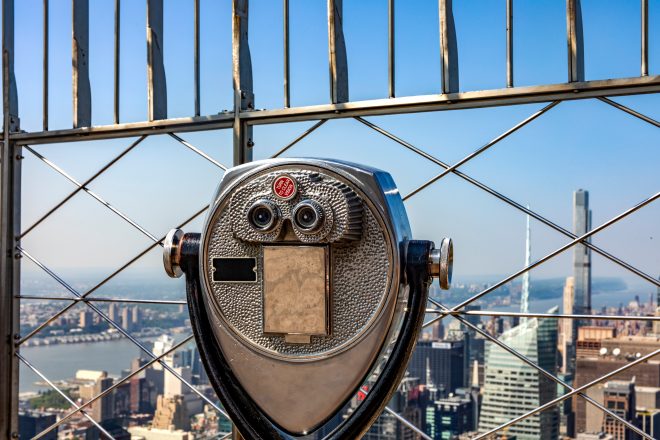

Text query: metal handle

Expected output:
[429,237,453,289]
[163,228,184,278]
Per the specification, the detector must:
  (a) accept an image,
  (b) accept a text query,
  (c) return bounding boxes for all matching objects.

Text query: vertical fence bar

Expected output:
[439,0,459,94]
[114,0,120,124]
[194,0,200,116]
[506,0,513,88]
[327,0,348,103]
[283,0,290,108]
[43,0,49,130]
[0,0,20,437]
[388,0,395,98]
[641,0,648,77]
[72,0,91,128]
[147,0,167,121]
[566,0,584,82]
[232,0,254,166]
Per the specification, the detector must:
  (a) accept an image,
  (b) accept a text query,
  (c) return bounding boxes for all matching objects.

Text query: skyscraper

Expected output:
[572,189,592,319]
[521,208,531,318]
[559,276,575,374]
[407,340,465,396]
[602,380,637,440]
[478,308,559,440]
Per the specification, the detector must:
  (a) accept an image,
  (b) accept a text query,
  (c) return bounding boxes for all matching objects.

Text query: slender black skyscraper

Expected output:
[572,190,592,319]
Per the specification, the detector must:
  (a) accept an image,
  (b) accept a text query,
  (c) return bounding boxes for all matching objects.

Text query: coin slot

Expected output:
[212,257,258,283]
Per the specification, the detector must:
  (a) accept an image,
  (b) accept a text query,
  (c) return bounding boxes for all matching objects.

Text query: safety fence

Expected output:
[1,1,658,439]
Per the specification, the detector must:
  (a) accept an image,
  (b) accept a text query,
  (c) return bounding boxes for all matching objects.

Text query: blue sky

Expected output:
[12,1,659,295]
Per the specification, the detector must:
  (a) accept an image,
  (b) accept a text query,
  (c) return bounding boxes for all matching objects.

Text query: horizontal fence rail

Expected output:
[1,1,658,439]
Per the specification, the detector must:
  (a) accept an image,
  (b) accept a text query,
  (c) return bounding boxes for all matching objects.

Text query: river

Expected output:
[19,334,193,394]
[19,288,648,394]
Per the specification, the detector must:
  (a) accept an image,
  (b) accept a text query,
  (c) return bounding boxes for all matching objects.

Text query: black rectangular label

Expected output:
[212,257,257,283]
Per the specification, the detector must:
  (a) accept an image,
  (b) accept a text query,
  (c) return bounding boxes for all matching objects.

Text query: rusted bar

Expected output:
[439,0,459,93]
[567,0,584,82]
[232,0,254,165]
[72,0,91,128]
[147,0,167,121]
[327,0,348,103]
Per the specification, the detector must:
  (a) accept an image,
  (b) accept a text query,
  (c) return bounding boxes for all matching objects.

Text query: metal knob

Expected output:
[429,237,453,290]
[163,229,184,278]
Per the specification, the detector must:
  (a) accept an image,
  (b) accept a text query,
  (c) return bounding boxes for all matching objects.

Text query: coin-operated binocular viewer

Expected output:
[163,158,452,439]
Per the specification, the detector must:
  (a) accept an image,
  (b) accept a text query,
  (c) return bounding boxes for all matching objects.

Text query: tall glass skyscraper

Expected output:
[478,308,560,440]
[572,189,592,318]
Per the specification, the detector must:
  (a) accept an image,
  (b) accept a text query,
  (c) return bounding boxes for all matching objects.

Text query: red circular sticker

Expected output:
[272,175,297,200]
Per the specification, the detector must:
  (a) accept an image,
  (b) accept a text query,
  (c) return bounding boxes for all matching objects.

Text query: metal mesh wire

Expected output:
[2,1,658,439]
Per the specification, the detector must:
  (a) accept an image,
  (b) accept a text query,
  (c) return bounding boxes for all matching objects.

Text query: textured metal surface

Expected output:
[205,167,391,358]
[228,170,363,243]
[186,158,419,436]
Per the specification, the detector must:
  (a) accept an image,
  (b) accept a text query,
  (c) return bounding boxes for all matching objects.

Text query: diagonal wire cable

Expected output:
[17,295,187,305]
[270,120,327,158]
[356,383,432,439]
[428,298,653,440]
[473,346,660,440]
[395,100,561,200]
[168,133,228,170]
[597,96,660,128]
[428,309,660,322]
[383,406,432,440]
[17,353,118,440]
[17,205,208,346]
[24,145,161,244]
[356,114,660,288]
[30,335,211,440]
[20,135,147,238]
[17,246,231,421]
[423,190,660,330]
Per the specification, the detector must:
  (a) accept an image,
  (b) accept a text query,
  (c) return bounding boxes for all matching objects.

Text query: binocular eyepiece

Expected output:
[163,158,452,439]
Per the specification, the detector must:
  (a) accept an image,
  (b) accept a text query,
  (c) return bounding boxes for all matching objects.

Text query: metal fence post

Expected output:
[232,0,254,166]
[567,0,584,83]
[147,0,167,121]
[1,0,20,437]
[328,0,348,104]
[72,0,91,128]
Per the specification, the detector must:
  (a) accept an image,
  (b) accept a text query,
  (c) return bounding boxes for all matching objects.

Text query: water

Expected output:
[19,339,144,394]
[490,288,646,314]
[19,334,192,394]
